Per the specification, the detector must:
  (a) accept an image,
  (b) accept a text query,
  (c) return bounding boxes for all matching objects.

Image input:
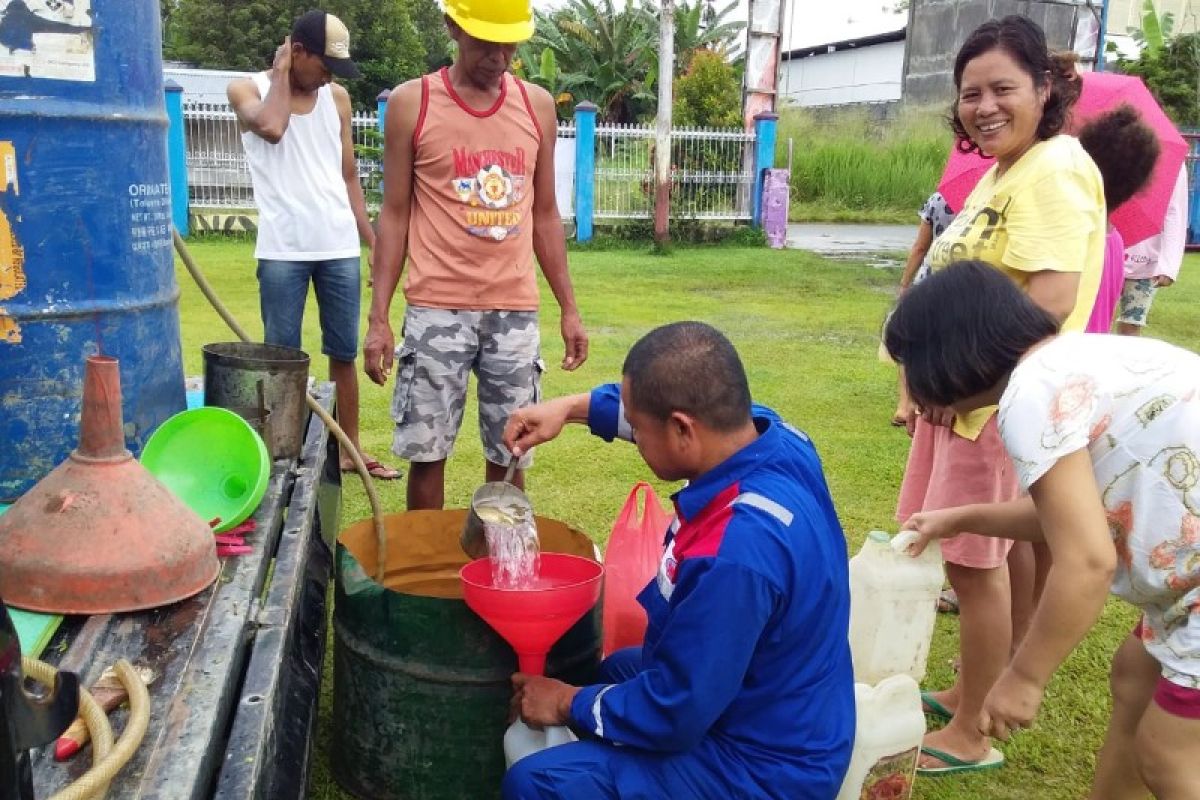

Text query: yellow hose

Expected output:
[19,657,148,800]
[173,230,389,580]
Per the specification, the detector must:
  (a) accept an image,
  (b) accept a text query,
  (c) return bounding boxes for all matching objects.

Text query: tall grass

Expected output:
[777,106,952,221]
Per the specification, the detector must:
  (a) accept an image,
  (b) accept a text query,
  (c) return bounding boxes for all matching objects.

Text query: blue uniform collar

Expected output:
[672,414,780,523]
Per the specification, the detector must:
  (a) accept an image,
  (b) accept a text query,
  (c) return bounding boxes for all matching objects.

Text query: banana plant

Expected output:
[513,44,574,120]
[1128,0,1175,57]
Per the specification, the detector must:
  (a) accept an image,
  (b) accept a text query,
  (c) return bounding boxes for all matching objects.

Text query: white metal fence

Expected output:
[183,102,383,210]
[593,123,756,220]
[182,104,755,222]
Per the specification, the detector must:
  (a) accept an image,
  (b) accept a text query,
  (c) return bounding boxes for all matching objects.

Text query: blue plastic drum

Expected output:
[0,0,186,500]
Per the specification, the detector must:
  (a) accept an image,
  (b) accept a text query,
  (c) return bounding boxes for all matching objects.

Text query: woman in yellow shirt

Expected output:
[896,15,1106,776]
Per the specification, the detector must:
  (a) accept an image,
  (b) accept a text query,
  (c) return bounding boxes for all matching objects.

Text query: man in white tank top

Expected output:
[227,10,400,480]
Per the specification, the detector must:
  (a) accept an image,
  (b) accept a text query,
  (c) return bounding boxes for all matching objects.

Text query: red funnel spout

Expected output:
[461,553,604,675]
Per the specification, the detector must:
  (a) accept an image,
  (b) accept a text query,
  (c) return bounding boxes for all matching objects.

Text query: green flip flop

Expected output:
[921,691,954,722]
[917,746,1005,777]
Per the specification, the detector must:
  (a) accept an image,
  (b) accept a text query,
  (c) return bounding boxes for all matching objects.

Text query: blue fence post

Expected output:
[376,88,390,133]
[164,79,189,237]
[1189,136,1200,247]
[573,101,597,242]
[1096,0,1110,71]
[752,112,779,228]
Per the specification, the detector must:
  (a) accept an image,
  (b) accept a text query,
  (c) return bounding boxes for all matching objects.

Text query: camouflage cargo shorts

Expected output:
[391,306,543,467]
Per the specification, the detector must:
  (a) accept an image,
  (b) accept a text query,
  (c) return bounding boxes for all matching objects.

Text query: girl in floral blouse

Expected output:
[887,260,1200,798]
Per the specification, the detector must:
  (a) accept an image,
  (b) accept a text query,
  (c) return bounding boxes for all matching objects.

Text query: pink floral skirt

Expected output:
[896,414,1020,569]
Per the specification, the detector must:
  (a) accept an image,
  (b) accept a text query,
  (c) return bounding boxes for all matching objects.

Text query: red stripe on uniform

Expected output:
[672,483,740,560]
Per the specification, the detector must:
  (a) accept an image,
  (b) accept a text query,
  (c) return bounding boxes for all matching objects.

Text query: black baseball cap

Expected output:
[292,10,361,80]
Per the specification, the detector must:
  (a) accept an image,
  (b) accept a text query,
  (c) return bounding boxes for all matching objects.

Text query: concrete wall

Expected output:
[780,40,906,107]
[903,0,1094,106]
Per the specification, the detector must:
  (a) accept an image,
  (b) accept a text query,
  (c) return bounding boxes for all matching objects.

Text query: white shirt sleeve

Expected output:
[1155,166,1190,282]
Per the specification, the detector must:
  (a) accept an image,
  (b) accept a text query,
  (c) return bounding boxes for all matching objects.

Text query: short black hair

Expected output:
[884,261,1059,408]
[1078,104,1160,213]
[622,321,751,431]
[950,16,1081,156]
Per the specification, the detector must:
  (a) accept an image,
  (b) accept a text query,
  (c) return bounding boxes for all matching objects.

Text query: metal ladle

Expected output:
[461,458,532,560]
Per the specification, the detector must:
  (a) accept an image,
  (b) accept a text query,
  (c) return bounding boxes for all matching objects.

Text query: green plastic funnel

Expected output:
[141,407,270,533]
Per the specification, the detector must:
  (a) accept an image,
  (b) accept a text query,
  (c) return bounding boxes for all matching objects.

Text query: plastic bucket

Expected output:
[140,407,270,533]
[202,343,309,460]
[331,511,601,800]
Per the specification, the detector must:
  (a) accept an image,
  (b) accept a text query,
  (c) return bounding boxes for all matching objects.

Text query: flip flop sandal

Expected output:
[920,691,954,722]
[343,459,403,481]
[937,588,959,614]
[917,746,1005,777]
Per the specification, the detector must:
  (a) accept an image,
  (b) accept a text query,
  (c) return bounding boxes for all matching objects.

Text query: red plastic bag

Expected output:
[601,482,672,656]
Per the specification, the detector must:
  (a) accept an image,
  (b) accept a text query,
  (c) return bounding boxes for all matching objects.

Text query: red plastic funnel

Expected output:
[461,553,603,675]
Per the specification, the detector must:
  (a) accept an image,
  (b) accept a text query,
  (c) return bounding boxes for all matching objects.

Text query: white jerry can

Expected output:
[848,530,944,685]
[504,720,578,768]
[836,674,926,800]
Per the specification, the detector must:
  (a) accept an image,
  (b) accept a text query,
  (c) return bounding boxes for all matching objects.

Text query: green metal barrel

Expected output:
[331,510,601,800]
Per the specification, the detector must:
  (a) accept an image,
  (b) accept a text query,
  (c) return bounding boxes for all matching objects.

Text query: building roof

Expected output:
[782,28,906,61]
[164,64,253,105]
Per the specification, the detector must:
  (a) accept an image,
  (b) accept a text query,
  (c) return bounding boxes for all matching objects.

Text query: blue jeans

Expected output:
[256,256,361,362]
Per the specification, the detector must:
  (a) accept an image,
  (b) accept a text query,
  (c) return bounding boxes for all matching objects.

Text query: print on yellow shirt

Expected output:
[928,196,1012,266]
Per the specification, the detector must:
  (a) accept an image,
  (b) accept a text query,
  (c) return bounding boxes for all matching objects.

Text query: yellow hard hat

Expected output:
[445,0,534,44]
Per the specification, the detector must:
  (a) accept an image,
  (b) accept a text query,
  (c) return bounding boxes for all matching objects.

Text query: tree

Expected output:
[161,0,180,53]
[527,0,745,123]
[163,0,425,109]
[531,0,659,122]
[1119,31,1200,127]
[1108,0,1195,126]
[337,1,426,106]
[661,0,745,69]
[1116,1,1200,128]
[672,49,740,127]
[410,0,453,72]
[513,44,574,120]
[1127,0,1174,55]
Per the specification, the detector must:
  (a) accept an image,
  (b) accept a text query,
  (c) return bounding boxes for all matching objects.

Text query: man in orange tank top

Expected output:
[364,0,588,509]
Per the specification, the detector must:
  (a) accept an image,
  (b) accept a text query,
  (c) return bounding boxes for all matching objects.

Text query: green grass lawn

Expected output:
[175,239,1200,800]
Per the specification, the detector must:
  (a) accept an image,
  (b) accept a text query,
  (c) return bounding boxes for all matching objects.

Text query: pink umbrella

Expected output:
[936,145,993,213]
[935,71,1188,246]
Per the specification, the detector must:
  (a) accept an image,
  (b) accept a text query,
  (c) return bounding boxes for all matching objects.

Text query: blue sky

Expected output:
[528,0,906,50]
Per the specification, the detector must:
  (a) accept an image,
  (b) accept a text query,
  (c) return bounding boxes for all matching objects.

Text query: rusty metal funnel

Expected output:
[0,356,220,614]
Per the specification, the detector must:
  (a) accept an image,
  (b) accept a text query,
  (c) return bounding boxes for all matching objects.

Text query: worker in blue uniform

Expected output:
[500,321,855,800]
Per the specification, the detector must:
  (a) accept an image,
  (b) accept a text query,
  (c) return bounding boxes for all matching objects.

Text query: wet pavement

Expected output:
[786,223,914,256]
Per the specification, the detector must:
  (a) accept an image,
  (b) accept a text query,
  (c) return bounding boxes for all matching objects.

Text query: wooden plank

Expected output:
[214,387,335,799]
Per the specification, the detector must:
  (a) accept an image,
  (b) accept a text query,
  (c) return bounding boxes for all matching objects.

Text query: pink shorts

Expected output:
[1132,622,1200,720]
[896,414,1019,569]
